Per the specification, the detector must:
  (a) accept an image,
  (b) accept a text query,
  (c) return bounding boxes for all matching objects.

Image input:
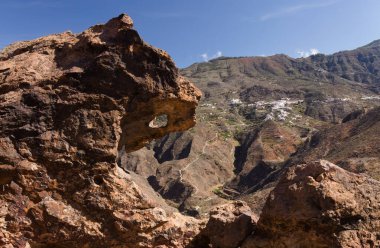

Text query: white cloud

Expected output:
[310,48,320,55]
[215,51,222,58]
[296,48,320,58]
[201,53,209,62]
[260,1,339,21]
[200,51,223,62]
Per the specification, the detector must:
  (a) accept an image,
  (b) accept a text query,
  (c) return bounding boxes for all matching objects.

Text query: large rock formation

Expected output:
[0,14,201,248]
[242,160,380,248]
[191,201,258,248]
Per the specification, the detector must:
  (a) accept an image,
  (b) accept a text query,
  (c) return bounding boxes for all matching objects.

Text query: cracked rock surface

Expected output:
[0,14,201,248]
[242,160,380,248]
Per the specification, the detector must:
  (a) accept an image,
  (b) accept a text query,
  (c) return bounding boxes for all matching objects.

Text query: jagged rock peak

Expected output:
[110,13,134,28]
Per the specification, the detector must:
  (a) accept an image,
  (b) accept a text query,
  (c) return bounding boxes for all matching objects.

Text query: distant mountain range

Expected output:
[183,39,380,96]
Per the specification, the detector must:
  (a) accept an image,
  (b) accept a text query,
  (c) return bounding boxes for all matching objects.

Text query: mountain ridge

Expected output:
[185,38,380,69]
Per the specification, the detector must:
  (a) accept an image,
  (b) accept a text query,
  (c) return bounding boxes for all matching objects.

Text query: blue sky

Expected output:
[1,0,380,67]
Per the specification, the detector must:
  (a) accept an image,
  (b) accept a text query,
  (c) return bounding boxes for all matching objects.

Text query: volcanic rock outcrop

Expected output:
[191,201,258,248]
[0,14,201,248]
[242,160,380,248]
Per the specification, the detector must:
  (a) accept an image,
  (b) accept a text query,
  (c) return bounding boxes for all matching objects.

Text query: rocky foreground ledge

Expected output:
[191,160,380,248]
[242,160,380,248]
[1,14,380,248]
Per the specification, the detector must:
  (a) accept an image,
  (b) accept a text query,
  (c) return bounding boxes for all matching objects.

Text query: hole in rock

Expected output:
[22,93,41,107]
[19,82,31,89]
[149,114,168,128]
[93,175,104,185]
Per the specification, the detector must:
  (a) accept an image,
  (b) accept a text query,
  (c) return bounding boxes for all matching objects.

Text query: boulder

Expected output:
[243,160,380,248]
[192,201,258,248]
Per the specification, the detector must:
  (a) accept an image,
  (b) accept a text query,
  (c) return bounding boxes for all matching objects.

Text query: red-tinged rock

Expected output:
[242,160,380,248]
[191,201,258,248]
[0,13,201,248]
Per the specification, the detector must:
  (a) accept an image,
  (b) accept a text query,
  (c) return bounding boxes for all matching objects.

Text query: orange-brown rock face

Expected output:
[0,14,201,248]
[191,201,258,248]
[242,160,380,248]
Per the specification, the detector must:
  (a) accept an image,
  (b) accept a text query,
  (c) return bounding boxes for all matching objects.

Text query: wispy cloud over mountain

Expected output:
[296,48,320,57]
[200,51,223,62]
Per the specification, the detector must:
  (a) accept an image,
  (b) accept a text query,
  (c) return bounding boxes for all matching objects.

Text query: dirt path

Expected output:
[178,133,218,194]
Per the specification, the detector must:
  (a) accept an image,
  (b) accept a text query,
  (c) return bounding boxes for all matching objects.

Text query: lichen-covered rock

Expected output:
[242,160,380,248]
[0,13,201,248]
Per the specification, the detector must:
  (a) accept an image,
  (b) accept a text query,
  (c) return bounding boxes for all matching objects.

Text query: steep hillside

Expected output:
[119,122,236,216]
[293,107,380,180]
[308,39,380,90]
[236,106,380,205]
